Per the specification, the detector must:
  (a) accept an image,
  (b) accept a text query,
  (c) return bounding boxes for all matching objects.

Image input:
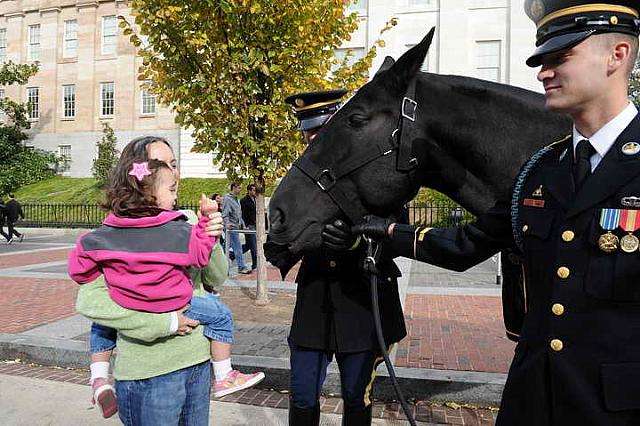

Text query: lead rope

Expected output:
[362,236,417,426]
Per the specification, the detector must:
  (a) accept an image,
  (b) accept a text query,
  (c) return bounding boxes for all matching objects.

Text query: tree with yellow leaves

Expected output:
[121,0,395,304]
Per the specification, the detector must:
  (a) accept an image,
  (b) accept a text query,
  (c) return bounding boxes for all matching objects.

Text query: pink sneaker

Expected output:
[91,378,118,418]
[212,370,265,398]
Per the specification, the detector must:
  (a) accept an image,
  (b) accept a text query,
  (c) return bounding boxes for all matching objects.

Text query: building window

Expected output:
[102,16,117,55]
[26,87,39,120]
[141,81,156,115]
[333,47,366,67]
[476,40,501,83]
[58,145,71,173]
[0,29,7,62]
[63,20,78,58]
[28,24,41,61]
[346,0,368,14]
[100,82,114,116]
[63,84,76,118]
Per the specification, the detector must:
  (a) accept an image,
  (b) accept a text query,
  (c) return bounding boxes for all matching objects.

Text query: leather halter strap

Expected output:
[293,79,420,225]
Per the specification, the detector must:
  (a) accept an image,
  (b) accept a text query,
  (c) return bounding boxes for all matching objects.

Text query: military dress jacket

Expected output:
[390,115,640,426]
[289,245,407,354]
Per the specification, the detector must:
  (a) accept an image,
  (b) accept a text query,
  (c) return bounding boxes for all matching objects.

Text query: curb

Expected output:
[0,333,505,405]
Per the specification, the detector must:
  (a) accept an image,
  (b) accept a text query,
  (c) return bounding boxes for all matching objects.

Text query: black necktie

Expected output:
[573,139,595,191]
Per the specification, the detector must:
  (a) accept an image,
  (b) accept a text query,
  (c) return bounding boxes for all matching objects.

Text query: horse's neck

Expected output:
[416,73,570,214]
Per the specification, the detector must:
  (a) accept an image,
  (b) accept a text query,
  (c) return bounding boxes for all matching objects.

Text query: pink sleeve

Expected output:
[188,216,218,268]
[67,238,102,284]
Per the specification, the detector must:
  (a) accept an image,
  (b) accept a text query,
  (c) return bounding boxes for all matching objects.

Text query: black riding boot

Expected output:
[289,404,320,426]
[342,404,373,426]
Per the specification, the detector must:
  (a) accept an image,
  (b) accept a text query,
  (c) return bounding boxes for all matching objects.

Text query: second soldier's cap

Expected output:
[525,1,640,67]
[285,89,348,131]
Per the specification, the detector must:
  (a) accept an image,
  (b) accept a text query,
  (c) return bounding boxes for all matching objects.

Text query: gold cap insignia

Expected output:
[611,15,619,25]
[530,0,545,21]
[295,98,305,107]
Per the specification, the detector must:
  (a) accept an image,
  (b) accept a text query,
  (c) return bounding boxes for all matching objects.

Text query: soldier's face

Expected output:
[537,36,610,115]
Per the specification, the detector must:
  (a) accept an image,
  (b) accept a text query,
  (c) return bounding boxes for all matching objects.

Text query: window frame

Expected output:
[140,80,157,115]
[28,24,41,62]
[63,20,78,59]
[62,84,76,119]
[101,16,117,56]
[475,40,502,83]
[100,81,115,117]
[0,28,7,63]
[26,86,39,120]
[58,144,72,173]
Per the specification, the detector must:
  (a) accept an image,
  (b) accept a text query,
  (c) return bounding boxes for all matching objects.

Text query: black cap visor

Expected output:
[526,29,596,67]
[298,114,331,131]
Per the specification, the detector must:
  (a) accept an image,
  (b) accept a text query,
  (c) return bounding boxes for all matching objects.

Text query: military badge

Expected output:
[599,209,620,253]
[523,198,545,208]
[621,142,640,155]
[532,185,543,197]
[619,209,640,253]
[529,0,545,21]
[622,196,640,208]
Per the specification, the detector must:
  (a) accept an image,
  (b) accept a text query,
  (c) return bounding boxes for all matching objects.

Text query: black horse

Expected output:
[268,28,571,255]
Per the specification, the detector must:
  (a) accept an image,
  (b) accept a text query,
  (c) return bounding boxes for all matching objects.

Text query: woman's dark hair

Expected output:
[104,158,173,217]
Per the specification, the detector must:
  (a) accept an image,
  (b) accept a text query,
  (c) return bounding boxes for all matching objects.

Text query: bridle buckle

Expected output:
[402,97,418,122]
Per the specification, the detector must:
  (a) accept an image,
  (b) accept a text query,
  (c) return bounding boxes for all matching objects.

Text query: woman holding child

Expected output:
[73,136,263,425]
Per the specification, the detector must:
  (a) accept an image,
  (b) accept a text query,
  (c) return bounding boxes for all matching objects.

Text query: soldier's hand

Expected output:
[322,220,356,251]
[352,215,393,240]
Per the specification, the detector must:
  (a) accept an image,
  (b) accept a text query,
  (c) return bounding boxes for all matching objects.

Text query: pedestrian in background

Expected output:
[222,182,251,274]
[241,184,258,271]
[4,194,24,244]
[212,193,226,252]
[0,198,9,242]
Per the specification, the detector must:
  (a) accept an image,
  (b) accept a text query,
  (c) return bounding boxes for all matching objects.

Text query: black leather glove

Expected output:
[352,215,393,240]
[322,219,357,251]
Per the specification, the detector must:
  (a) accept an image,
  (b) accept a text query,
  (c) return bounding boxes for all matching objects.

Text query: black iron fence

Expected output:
[17,201,472,229]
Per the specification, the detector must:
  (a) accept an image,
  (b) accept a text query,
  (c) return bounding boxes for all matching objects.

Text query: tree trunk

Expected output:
[255,190,269,305]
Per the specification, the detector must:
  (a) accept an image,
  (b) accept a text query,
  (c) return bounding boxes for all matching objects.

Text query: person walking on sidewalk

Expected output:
[4,194,24,244]
[269,90,407,426]
[355,2,640,425]
[75,136,263,424]
[0,198,10,242]
[240,184,258,270]
[222,182,251,274]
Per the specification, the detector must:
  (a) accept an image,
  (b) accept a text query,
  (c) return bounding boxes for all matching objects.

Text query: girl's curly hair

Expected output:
[104,158,173,218]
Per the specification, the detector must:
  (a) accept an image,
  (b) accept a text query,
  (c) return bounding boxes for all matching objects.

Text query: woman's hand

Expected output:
[175,306,200,335]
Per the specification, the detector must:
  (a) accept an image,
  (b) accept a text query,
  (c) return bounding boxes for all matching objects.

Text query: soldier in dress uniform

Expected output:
[355,1,640,425]
[280,90,407,426]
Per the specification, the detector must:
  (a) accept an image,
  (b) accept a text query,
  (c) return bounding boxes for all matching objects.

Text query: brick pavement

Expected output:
[0,361,498,425]
[395,295,514,373]
[0,247,70,269]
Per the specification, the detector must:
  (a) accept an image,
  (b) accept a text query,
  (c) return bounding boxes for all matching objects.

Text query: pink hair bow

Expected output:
[129,162,152,181]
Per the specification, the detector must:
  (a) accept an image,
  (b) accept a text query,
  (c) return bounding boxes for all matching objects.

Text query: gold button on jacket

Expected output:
[552,303,565,316]
[562,230,575,242]
[557,267,570,279]
[329,260,337,268]
[550,339,564,352]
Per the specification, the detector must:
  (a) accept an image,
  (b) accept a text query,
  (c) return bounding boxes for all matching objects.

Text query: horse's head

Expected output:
[268,28,435,255]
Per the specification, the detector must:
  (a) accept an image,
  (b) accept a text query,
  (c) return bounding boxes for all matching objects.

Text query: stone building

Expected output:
[0,0,540,178]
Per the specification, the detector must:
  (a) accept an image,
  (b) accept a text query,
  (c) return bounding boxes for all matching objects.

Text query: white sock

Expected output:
[90,362,110,385]
[212,358,232,381]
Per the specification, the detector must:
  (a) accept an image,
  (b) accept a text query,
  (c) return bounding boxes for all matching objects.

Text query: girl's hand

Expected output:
[204,212,224,238]
[199,193,218,217]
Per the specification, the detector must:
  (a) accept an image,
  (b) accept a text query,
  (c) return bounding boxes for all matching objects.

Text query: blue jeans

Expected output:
[183,293,234,344]
[243,228,257,269]
[89,294,234,354]
[228,229,247,270]
[116,361,211,426]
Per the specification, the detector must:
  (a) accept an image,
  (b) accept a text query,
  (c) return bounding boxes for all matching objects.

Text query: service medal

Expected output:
[619,209,640,253]
[599,209,620,253]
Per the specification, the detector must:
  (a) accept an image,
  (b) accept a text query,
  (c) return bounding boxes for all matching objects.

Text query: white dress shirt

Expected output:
[572,102,638,172]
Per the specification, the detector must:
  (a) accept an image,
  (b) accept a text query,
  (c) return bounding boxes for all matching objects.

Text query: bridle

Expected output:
[292,78,421,225]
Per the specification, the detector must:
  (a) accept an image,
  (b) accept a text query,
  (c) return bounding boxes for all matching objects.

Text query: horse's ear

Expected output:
[387,27,435,89]
[375,56,396,76]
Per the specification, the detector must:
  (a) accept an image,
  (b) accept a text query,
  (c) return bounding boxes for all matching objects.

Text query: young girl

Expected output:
[69,158,264,418]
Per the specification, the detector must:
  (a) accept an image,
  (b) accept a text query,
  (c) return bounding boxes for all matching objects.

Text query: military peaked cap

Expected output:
[285,89,348,131]
[525,1,640,67]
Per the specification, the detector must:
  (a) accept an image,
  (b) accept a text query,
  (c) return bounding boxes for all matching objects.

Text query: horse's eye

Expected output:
[348,114,368,127]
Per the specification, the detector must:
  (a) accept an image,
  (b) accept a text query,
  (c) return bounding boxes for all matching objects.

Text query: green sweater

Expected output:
[76,243,228,380]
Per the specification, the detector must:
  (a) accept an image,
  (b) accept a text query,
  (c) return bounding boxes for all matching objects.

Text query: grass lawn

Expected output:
[14,176,276,205]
